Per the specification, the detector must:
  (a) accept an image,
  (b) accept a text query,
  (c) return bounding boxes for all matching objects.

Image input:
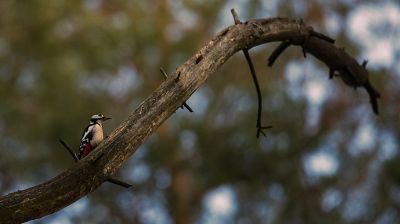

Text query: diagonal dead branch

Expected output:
[0,13,380,223]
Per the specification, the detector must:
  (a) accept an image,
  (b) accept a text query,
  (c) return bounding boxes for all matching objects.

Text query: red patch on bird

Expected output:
[81,143,93,158]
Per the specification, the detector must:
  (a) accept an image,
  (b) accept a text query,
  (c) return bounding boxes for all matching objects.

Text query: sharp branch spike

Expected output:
[362,60,368,68]
[268,41,291,66]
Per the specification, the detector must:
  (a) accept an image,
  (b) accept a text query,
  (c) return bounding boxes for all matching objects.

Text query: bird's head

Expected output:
[90,114,111,124]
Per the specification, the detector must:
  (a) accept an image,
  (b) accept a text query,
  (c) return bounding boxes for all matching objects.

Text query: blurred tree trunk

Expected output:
[170,169,191,224]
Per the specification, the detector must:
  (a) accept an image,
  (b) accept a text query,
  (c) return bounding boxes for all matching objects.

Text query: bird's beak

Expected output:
[103,117,112,121]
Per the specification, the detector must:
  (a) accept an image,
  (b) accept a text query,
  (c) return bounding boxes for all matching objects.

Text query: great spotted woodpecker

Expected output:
[78,114,111,159]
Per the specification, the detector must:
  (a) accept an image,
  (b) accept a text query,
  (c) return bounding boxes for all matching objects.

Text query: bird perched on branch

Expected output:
[78,114,111,159]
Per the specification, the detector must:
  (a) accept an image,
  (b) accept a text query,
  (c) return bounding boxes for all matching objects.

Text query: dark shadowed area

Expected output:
[0,0,399,223]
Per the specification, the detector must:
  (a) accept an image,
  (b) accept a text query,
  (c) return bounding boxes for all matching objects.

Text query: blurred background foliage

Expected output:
[0,0,399,223]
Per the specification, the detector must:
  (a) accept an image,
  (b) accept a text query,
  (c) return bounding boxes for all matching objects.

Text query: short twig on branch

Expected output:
[59,139,78,162]
[268,41,291,66]
[58,139,132,188]
[175,71,181,82]
[231,9,272,137]
[160,68,193,112]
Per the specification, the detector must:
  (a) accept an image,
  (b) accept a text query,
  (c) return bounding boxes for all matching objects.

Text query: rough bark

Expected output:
[0,17,378,223]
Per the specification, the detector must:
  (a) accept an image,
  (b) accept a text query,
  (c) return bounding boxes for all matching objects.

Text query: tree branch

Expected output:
[0,15,379,223]
[58,139,79,162]
[159,68,193,112]
[58,139,132,188]
[231,9,272,137]
[267,25,380,114]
